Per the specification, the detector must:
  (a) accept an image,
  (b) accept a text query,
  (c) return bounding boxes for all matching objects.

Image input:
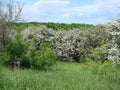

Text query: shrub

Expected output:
[2,33,30,69]
[6,33,27,61]
[105,19,120,62]
[89,45,107,63]
[22,25,54,44]
[1,31,57,70]
[22,25,110,62]
[30,43,57,70]
[52,26,110,62]
[85,25,110,47]
[52,30,90,62]
[6,42,24,60]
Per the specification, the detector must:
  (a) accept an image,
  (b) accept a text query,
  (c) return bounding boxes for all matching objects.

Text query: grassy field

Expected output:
[0,61,120,90]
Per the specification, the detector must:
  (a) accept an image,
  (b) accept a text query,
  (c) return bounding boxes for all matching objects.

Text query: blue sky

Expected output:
[17,0,120,24]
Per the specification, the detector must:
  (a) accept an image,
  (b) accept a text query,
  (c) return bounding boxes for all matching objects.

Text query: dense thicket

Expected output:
[22,19,120,63]
[22,24,110,62]
[0,19,120,70]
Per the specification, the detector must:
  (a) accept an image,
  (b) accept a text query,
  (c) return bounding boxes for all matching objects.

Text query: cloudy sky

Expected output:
[17,0,120,24]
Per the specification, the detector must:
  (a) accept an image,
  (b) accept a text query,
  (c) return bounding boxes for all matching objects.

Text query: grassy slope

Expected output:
[0,62,120,90]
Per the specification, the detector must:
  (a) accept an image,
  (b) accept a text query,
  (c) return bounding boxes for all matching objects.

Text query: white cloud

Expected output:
[61,0,120,24]
[22,0,70,21]
[63,0,120,16]
[62,5,99,17]
[34,0,69,7]
[62,13,71,18]
[22,0,120,24]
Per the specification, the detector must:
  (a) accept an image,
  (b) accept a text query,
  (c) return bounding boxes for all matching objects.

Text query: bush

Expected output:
[105,19,120,62]
[0,31,57,70]
[53,30,90,62]
[30,43,57,70]
[85,25,110,47]
[6,33,27,61]
[6,42,26,63]
[0,33,30,68]
[52,26,110,62]
[22,25,110,62]
[89,45,107,63]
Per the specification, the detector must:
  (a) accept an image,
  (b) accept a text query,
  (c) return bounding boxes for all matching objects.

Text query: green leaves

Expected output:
[31,43,57,70]
[89,45,107,63]
[6,33,27,61]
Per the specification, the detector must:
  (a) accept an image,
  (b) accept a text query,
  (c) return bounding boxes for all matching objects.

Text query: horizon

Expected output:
[16,0,120,25]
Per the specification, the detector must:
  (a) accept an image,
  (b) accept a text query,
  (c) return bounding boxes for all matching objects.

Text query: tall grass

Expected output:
[0,62,120,90]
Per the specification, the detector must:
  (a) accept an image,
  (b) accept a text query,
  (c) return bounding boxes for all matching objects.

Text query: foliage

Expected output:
[1,19,120,89]
[1,18,120,68]
[0,33,29,68]
[30,43,57,70]
[6,33,27,62]
[85,25,110,47]
[88,45,107,63]
[0,28,57,70]
[12,22,94,31]
[53,30,90,62]
[52,25,109,62]
[105,19,120,62]
[22,25,54,44]
[22,25,110,62]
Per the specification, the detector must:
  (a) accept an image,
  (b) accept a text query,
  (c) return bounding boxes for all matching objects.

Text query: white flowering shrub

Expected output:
[52,30,90,62]
[22,26,57,69]
[22,25,54,50]
[85,25,110,48]
[54,26,109,62]
[22,25,110,62]
[106,19,120,32]
[105,19,120,63]
[22,25,54,43]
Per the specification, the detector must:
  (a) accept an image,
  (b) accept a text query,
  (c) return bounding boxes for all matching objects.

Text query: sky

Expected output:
[16,0,120,24]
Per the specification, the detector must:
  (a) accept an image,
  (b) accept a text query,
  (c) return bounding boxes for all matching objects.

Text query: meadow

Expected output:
[0,61,120,90]
[0,1,120,90]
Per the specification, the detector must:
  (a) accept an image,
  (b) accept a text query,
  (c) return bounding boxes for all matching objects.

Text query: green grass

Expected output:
[0,62,120,90]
